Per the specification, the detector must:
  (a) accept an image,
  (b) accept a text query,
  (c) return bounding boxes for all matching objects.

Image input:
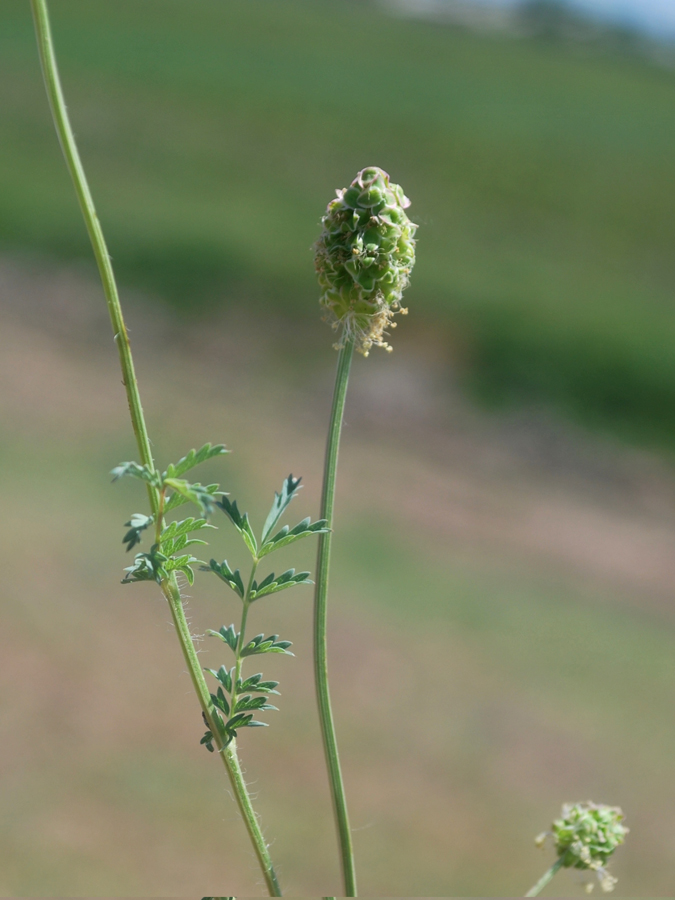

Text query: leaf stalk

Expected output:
[525,856,565,897]
[230,560,259,721]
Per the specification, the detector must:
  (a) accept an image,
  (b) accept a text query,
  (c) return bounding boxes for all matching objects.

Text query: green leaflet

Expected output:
[207,624,239,652]
[163,443,228,480]
[261,474,302,544]
[121,545,169,584]
[210,687,230,717]
[250,568,313,600]
[164,478,221,517]
[207,559,245,598]
[165,482,222,514]
[160,516,214,542]
[164,553,202,586]
[233,694,277,713]
[216,496,257,556]
[241,634,294,657]
[205,665,234,693]
[200,730,215,753]
[122,513,154,552]
[160,533,209,557]
[238,674,279,695]
[259,517,329,558]
[111,461,160,487]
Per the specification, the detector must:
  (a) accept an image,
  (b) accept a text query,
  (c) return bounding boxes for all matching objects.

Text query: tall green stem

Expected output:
[30,1,281,894]
[525,856,565,897]
[30,0,155,509]
[314,337,357,897]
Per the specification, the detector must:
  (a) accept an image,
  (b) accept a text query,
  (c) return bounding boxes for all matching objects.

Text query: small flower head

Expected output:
[538,801,628,893]
[315,166,417,355]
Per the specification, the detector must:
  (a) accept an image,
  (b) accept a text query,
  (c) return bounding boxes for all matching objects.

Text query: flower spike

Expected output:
[528,801,628,896]
[315,166,417,355]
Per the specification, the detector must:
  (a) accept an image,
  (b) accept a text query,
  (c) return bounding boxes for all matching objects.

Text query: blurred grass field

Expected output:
[2,258,675,895]
[2,0,675,444]
[3,0,675,895]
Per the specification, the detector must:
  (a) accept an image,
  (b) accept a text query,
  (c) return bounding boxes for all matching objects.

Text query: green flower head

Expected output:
[315,166,417,356]
[536,801,628,893]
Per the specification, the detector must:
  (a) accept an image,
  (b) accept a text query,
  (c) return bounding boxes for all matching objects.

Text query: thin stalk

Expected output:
[30,1,281,894]
[525,857,565,897]
[232,562,259,709]
[314,337,357,897]
[30,0,155,510]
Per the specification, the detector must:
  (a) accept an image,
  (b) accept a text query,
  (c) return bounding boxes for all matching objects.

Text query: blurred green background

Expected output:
[2,0,675,895]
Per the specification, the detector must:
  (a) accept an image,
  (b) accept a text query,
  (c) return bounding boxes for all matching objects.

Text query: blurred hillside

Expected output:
[2,0,675,447]
[2,255,675,895]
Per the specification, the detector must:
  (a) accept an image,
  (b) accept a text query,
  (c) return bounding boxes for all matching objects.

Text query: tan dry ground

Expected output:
[1,257,675,896]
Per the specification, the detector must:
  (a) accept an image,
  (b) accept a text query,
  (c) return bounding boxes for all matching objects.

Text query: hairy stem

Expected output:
[314,337,357,896]
[525,857,565,897]
[30,1,281,893]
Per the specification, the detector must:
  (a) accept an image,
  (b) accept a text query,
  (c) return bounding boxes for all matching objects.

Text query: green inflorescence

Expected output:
[315,166,417,356]
[537,801,628,893]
